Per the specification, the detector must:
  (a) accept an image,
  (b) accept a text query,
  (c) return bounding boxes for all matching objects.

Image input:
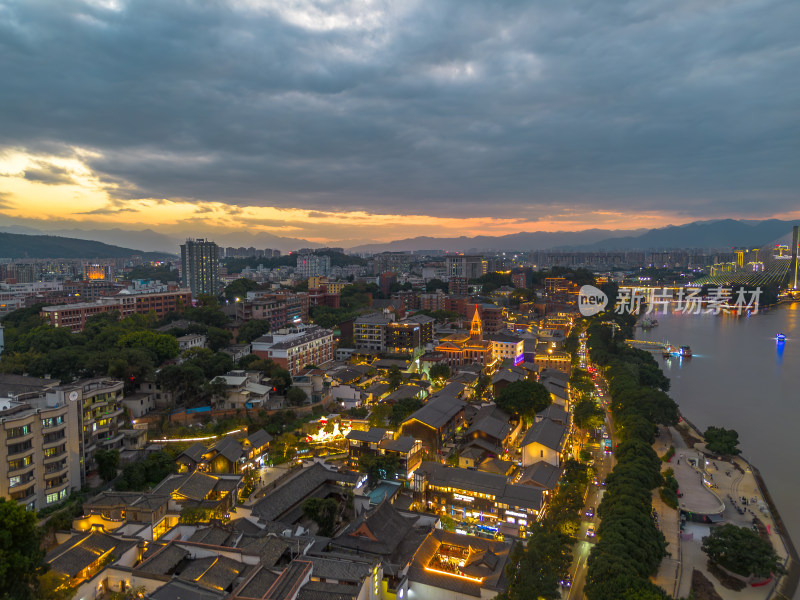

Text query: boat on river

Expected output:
[777,333,786,342]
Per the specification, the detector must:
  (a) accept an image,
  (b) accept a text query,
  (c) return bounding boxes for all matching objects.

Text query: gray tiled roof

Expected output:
[147,579,224,600]
[346,428,387,443]
[332,498,416,558]
[403,394,465,429]
[234,565,280,599]
[177,555,247,591]
[210,435,245,463]
[251,463,358,522]
[246,429,273,449]
[298,581,360,600]
[518,461,562,490]
[46,531,136,578]
[520,418,568,451]
[179,442,208,464]
[379,435,416,454]
[135,543,189,576]
[306,556,374,582]
[536,403,569,425]
[188,525,237,547]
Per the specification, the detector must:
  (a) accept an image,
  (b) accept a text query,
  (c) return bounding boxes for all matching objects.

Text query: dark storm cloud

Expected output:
[22,162,76,185]
[1,0,798,218]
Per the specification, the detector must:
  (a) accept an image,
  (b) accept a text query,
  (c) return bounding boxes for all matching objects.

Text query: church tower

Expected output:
[470,305,482,340]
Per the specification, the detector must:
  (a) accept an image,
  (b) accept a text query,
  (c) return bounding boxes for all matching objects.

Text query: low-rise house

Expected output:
[150,471,241,514]
[175,430,272,474]
[72,490,173,540]
[519,418,569,467]
[516,461,562,492]
[121,391,156,418]
[176,333,206,351]
[399,393,466,455]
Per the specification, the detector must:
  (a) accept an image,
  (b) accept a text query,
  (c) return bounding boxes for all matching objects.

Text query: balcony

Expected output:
[7,444,34,461]
[7,461,36,478]
[43,434,67,449]
[43,448,67,463]
[99,433,124,448]
[45,463,69,478]
[45,477,69,492]
[10,484,36,503]
[5,431,34,446]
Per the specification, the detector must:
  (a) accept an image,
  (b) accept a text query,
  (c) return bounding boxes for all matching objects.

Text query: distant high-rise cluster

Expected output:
[296,252,331,278]
[181,238,219,296]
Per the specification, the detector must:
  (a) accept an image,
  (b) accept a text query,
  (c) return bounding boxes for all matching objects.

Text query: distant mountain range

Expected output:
[0,232,171,260]
[568,219,797,251]
[1,218,797,259]
[348,219,798,253]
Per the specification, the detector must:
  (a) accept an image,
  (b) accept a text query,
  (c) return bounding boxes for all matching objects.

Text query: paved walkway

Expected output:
[668,425,790,600]
[652,427,682,597]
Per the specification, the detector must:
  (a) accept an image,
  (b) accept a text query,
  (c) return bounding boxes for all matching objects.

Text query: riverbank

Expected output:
[674,414,799,600]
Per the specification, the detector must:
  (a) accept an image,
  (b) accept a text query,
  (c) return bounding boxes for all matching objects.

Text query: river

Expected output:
[635,301,800,552]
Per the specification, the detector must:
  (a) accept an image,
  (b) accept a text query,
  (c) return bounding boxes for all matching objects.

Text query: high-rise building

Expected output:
[296,253,331,278]
[181,239,219,296]
[445,255,484,280]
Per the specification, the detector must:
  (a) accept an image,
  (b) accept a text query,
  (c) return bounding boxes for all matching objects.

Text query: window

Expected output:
[8,456,33,470]
[46,492,59,504]
[7,424,32,438]
[42,415,65,428]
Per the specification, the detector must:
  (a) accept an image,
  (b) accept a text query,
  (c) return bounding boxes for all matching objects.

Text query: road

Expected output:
[566,385,617,600]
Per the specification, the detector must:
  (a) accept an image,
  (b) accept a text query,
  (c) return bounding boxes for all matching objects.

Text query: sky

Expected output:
[0,0,798,245]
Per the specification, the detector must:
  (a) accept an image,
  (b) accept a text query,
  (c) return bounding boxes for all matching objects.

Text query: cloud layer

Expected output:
[1,0,798,232]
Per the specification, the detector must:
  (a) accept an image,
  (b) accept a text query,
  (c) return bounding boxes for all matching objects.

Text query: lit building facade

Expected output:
[180,238,219,296]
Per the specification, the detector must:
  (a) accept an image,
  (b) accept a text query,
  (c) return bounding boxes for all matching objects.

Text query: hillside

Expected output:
[0,232,170,260]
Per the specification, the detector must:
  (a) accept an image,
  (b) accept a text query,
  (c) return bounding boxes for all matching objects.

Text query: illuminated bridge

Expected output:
[693,225,800,291]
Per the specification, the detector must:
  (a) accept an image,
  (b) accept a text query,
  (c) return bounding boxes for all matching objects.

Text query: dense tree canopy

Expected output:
[702,524,785,578]
[495,380,551,424]
[0,498,45,600]
[704,426,741,455]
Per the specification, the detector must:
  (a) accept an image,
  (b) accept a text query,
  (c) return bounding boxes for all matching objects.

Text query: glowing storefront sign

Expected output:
[453,493,474,502]
[505,510,527,518]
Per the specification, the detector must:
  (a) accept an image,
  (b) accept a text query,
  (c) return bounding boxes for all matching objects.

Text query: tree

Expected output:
[117,330,180,364]
[302,497,339,536]
[704,426,741,455]
[205,326,233,352]
[573,399,605,431]
[36,571,77,600]
[95,449,120,483]
[274,433,299,458]
[389,398,423,427]
[495,380,551,424]
[369,402,392,427]
[359,454,401,484]
[428,363,450,384]
[223,277,261,302]
[387,366,403,391]
[702,524,785,578]
[237,319,271,343]
[286,386,308,406]
[0,498,45,600]
[425,278,448,293]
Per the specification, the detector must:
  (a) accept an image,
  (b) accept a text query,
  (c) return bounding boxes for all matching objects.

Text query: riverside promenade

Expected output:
[655,418,799,600]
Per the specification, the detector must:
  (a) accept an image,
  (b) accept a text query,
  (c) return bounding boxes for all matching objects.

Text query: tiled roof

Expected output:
[234,565,280,599]
[188,525,238,547]
[148,579,225,600]
[520,418,568,451]
[536,404,569,425]
[379,435,416,454]
[246,429,273,449]
[332,498,415,558]
[346,428,387,444]
[518,461,562,490]
[46,531,136,578]
[251,463,358,522]
[179,442,208,464]
[210,435,245,464]
[177,555,248,591]
[135,543,189,576]
[403,394,464,430]
[407,530,510,598]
